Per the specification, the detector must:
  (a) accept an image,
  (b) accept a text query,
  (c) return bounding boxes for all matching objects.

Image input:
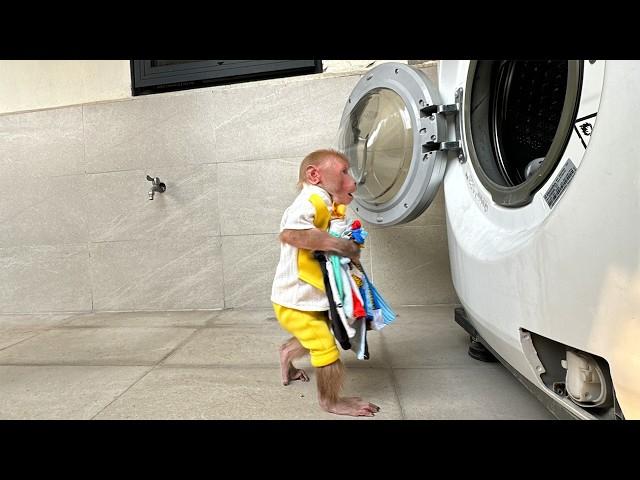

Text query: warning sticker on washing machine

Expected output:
[574,113,597,149]
[544,159,577,209]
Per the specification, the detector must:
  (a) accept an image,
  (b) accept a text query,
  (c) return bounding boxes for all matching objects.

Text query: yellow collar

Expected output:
[332,203,347,219]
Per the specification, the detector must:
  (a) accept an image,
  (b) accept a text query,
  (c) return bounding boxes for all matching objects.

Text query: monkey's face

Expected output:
[319,157,357,205]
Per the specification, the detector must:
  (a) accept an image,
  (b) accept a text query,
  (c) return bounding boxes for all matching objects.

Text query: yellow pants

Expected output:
[272,303,339,368]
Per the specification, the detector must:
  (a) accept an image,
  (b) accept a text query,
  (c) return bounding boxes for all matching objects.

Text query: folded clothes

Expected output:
[318,213,396,360]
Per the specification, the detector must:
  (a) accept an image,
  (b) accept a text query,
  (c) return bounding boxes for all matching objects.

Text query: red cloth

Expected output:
[352,289,366,318]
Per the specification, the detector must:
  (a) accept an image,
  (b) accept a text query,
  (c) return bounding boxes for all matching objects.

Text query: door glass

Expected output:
[339,87,413,205]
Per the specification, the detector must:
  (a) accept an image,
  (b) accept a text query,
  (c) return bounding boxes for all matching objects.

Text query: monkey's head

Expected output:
[299,150,357,205]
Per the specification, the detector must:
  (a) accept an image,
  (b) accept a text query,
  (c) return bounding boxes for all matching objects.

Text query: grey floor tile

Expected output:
[95,367,401,420]
[391,306,458,324]
[0,330,41,351]
[380,308,479,368]
[343,331,389,368]
[0,313,75,329]
[163,325,288,366]
[0,328,196,365]
[209,308,279,326]
[0,307,559,420]
[394,366,554,420]
[294,332,389,369]
[0,365,150,419]
[167,322,388,369]
[64,310,221,328]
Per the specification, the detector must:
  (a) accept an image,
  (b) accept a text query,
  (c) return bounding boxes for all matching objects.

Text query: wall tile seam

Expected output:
[0,235,227,250]
[0,308,226,315]
[368,224,447,230]
[216,155,307,165]
[82,164,220,176]
[29,168,200,178]
[189,69,368,96]
[0,227,445,248]
[0,93,179,117]
[86,236,221,246]
[77,158,300,176]
[0,104,85,118]
[18,172,88,179]
[0,302,458,315]
[216,162,228,310]
[0,243,90,252]
[84,168,168,176]
[82,105,95,312]
[221,232,279,238]
[0,67,374,118]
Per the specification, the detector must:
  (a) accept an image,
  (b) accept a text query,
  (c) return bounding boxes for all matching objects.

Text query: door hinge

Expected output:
[420,87,466,163]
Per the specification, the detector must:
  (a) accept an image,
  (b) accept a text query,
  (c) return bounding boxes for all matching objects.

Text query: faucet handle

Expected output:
[146,175,166,193]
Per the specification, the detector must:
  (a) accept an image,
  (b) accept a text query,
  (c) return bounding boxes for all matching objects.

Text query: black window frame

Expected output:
[131,60,323,96]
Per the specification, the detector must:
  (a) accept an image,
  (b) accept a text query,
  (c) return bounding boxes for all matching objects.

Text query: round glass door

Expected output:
[338,63,448,226]
[340,88,413,206]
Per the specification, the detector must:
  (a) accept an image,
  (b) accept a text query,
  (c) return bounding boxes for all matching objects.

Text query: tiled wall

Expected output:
[0,64,457,314]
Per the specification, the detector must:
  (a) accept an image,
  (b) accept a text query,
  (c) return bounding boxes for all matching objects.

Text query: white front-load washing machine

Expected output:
[337,60,639,420]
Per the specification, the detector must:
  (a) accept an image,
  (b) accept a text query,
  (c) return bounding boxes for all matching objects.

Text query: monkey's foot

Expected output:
[279,347,309,386]
[285,366,309,386]
[320,397,380,417]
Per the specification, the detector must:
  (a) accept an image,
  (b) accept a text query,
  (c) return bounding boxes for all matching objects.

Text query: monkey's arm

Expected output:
[280,228,360,260]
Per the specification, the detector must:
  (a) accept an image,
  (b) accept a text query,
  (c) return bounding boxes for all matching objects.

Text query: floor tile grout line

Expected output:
[8,323,269,330]
[0,363,495,368]
[24,322,459,329]
[378,333,406,420]
[0,305,458,316]
[0,363,261,368]
[156,327,204,366]
[388,367,406,420]
[89,327,204,420]
[89,366,156,420]
[0,331,47,353]
[55,325,209,329]
[0,363,157,367]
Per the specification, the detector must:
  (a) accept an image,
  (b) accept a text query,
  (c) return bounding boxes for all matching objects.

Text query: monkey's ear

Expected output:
[306,165,321,185]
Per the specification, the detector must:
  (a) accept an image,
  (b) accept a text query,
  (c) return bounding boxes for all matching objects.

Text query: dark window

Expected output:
[131,60,322,96]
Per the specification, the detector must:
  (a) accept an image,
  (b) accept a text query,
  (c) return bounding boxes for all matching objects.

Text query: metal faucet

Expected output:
[147,175,166,200]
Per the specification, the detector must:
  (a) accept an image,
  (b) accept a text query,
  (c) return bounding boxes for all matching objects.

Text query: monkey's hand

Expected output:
[332,237,361,263]
[280,228,360,263]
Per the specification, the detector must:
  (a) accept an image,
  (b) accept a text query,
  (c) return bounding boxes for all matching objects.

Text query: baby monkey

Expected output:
[271,149,380,417]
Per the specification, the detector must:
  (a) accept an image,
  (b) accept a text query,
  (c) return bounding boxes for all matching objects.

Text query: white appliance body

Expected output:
[439,60,639,419]
[339,60,640,419]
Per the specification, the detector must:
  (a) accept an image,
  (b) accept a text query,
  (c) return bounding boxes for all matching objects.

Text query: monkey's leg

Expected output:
[279,337,309,386]
[316,359,380,416]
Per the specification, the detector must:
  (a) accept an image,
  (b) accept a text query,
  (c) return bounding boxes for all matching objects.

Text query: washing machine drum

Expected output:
[338,60,585,223]
[466,61,583,207]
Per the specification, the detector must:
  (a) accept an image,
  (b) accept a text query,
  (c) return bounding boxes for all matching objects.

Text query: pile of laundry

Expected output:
[314,206,396,360]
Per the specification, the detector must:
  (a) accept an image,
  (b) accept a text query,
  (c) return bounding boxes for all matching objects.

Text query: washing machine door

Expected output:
[338,62,456,226]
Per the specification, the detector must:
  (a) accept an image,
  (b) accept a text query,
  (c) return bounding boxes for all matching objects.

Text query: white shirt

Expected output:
[271,184,334,311]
